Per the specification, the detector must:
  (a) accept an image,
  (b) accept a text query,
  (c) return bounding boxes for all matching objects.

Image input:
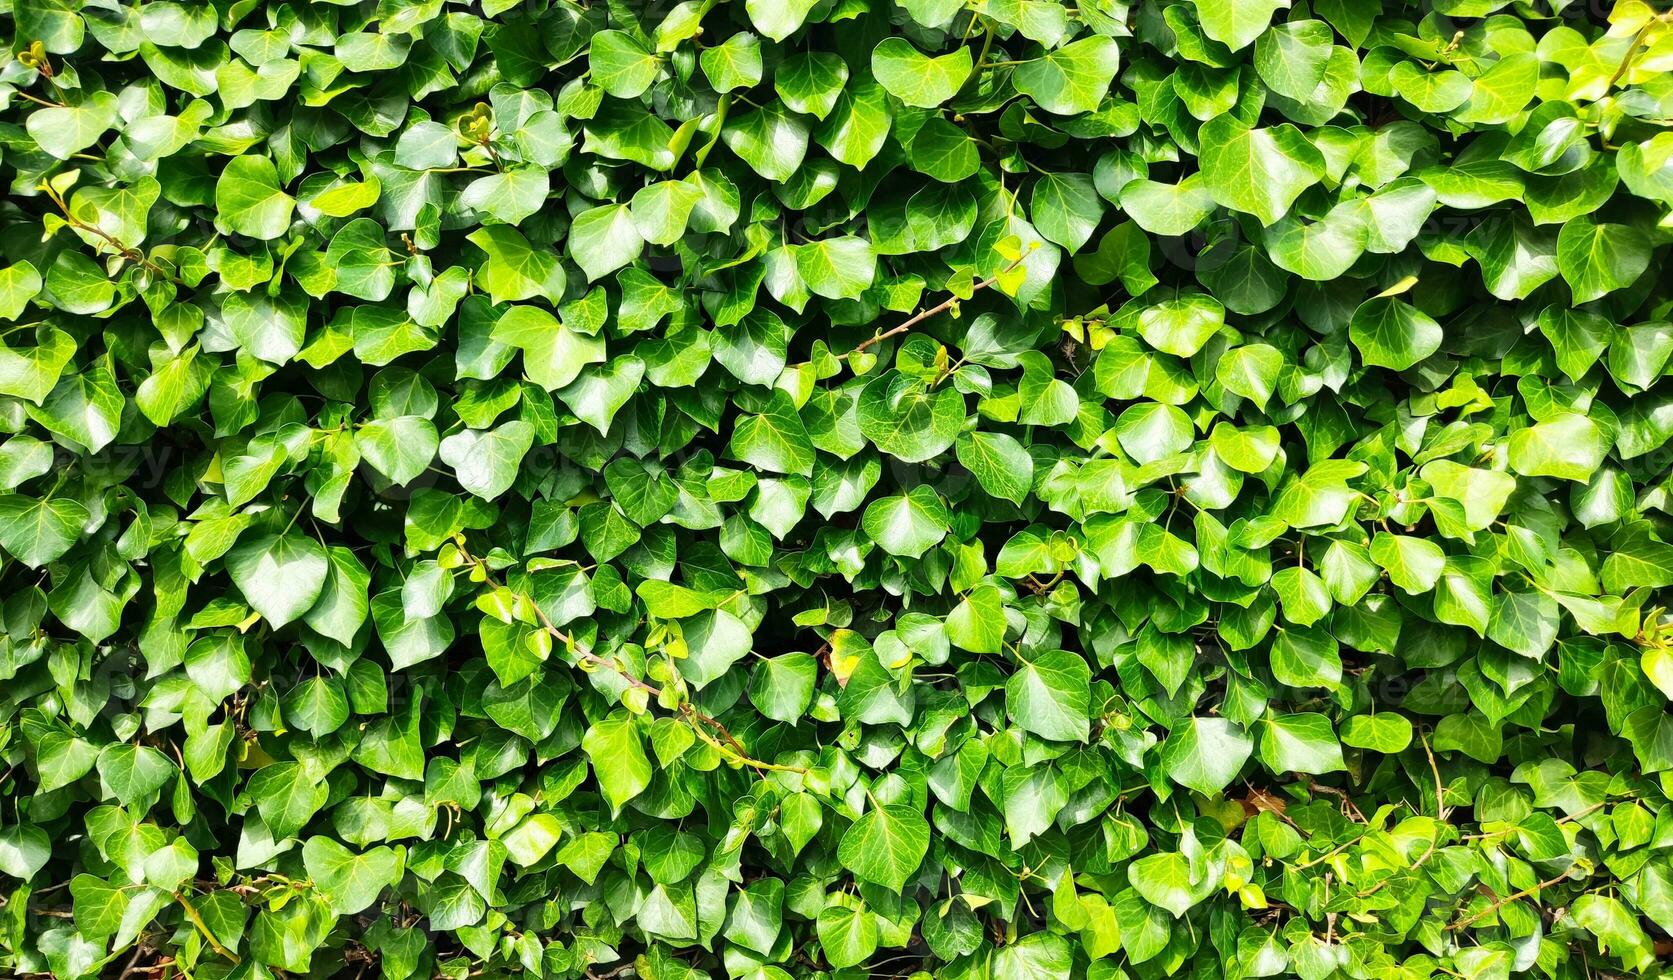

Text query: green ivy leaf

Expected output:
[0,494,87,568]
[215,155,296,240]
[225,533,330,628]
[1192,0,1283,50]
[1199,115,1326,226]
[589,30,662,99]
[303,837,405,915]
[730,391,816,477]
[1006,649,1091,742]
[1259,713,1346,775]
[837,802,930,892]
[440,422,536,499]
[1159,717,1253,795]
[1013,35,1121,115]
[862,485,950,558]
[870,39,972,109]
[1557,216,1651,303]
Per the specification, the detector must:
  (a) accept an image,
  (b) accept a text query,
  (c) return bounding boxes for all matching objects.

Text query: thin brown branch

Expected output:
[1459,800,1608,843]
[842,250,1033,358]
[458,544,808,776]
[115,944,147,980]
[41,183,183,286]
[1446,870,1575,932]
[1305,778,1366,823]
[678,701,746,754]
[1419,729,1449,821]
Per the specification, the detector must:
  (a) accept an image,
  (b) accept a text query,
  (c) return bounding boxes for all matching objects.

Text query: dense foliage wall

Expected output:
[1,0,1672,978]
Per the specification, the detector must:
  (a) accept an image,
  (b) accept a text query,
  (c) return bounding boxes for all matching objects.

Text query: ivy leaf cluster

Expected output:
[1,1,1672,979]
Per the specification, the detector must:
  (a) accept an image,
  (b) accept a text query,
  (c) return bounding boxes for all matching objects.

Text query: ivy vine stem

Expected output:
[39,179,183,286]
[842,249,1034,358]
[1445,870,1577,932]
[455,542,808,777]
[172,892,239,964]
